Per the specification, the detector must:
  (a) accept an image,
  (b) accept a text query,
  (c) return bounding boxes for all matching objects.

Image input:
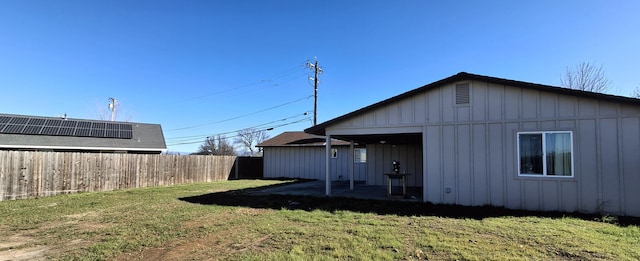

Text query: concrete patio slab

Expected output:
[253,180,423,202]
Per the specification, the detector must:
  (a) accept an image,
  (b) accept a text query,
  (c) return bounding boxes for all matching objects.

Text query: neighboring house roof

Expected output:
[306,72,640,136]
[257,131,350,147]
[0,113,167,153]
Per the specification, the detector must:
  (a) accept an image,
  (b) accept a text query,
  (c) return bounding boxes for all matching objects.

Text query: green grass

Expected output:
[1,180,639,260]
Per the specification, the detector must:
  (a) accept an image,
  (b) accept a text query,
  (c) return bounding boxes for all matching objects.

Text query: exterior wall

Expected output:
[365,143,423,187]
[263,146,366,181]
[326,80,640,216]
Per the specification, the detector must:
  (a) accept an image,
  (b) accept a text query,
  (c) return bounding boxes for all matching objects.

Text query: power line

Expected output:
[165,111,312,142]
[166,112,310,143]
[164,61,316,149]
[205,73,303,102]
[179,64,306,103]
[167,95,313,131]
[168,117,310,146]
[232,111,312,132]
[166,117,311,146]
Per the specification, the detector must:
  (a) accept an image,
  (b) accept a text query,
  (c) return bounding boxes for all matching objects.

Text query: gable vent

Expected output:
[455,83,470,105]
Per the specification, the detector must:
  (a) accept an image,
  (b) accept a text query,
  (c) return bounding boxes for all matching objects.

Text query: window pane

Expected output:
[546,133,572,176]
[519,134,543,174]
[360,149,366,162]
[354,148,366,163]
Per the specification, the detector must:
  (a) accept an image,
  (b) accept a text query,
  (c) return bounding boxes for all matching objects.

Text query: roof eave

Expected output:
[0,144,166,152]
[305,72,640,136]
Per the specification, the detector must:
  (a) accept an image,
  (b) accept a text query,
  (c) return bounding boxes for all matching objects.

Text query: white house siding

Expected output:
[365,143,423,187]
[326,80,640,216]
[263,146,366,181]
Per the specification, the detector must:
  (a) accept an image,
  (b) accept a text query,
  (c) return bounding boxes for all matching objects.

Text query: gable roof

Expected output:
[257,131,350,147]
[0,113,166,153]
[306,72,640,136]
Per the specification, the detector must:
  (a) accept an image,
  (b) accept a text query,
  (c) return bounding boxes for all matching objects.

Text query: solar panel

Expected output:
[106,123,119,130]
[4,124,24,133]
[23,125,42,134]
[75,128,91,137]
[77,121,91,128]
[92,122,106,129]
[42,126,59,135]
[45,119,63,127]
[120,130,133,139]
[57,127,75,136]
[27,118,46,126]
[106,130,119,138]
[0,115,134,139]
[10,117,29,124]
[62,120,77,127]
[90,129,105,137]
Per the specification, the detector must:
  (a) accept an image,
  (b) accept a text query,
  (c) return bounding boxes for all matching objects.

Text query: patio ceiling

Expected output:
[332,133,422,145]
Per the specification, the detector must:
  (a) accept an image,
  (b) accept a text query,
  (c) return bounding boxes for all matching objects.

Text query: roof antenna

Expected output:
[108,97,118,121]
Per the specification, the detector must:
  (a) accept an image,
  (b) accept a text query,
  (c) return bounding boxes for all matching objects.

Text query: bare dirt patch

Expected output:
[63,211,111,231]
[0,235,34,250]
[0,246,49,261]
[234,207,272,216]
[0,232,89,261]
[65,210,99,219]
[132,227,275,261]
[0,212,108,261]
[115,208,278,260]
[0,235,47,261]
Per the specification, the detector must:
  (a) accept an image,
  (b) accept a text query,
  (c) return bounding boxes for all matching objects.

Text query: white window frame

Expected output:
[354,148,366,163]
[517,131,574,178]
[331,148,338,158]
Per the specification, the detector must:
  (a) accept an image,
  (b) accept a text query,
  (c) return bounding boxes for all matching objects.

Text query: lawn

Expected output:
[0,180,639,260]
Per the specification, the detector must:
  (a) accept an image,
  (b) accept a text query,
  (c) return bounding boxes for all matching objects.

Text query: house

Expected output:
[0,113,166,154]
[305,72,640,216]
[257,131,366,180]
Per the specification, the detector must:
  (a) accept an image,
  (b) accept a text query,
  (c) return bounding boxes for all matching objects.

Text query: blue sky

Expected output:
[1,1,639,153]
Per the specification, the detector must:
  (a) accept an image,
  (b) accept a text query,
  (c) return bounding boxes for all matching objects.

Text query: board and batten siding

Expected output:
[262,146,366,181]
[326,80,640,216]
[365,143,423,187]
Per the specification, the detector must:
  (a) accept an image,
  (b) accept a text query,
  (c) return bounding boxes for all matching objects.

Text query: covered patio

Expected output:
[307,124,427,201]
[253,180,423,202]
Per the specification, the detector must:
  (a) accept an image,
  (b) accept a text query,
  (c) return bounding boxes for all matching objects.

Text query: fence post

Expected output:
[234,157,239,180]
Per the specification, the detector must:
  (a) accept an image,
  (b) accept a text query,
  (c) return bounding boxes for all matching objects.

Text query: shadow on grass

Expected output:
[179,180,640,227]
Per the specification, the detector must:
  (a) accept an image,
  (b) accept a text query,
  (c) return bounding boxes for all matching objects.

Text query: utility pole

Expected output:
[306,58,323,125]
[108,97,118,121]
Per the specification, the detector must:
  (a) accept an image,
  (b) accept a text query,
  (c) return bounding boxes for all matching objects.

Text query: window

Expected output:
[331,148,338,158]
[518,131,573,177]
[354,148,367,163]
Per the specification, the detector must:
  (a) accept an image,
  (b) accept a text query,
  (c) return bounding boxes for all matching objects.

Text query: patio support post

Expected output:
[349,141,354,190]
[325,135,332,196]
[422,126,428,202]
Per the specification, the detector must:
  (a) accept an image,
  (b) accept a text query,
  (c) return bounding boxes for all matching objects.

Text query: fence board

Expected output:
[0,151,238,201]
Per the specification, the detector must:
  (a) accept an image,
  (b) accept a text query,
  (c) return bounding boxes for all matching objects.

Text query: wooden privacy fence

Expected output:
[0,151,237,201]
